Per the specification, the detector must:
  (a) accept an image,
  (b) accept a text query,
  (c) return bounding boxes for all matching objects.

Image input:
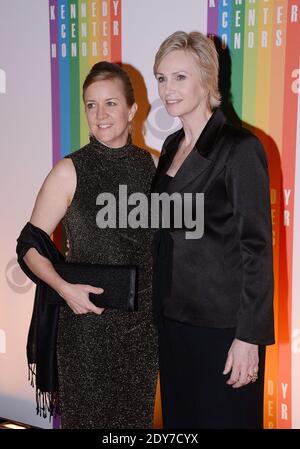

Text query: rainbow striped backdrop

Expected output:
[48,1,122,427]
[208,0,300,428]
[48,0,300,429]
[49,0,121,163]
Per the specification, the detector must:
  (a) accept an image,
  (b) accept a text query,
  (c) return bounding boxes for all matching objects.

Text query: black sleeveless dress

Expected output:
[57,136,158,429]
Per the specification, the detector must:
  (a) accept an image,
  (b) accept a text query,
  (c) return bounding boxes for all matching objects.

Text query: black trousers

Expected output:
[158,317,265,429]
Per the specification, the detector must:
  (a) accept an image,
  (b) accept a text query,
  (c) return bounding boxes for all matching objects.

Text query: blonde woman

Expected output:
[151,31,274,429]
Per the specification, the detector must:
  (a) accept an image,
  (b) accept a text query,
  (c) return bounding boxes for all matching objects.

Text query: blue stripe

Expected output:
[218,0,232,49]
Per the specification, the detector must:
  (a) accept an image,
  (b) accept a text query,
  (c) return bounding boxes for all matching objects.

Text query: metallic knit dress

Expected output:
[57,136,158,429]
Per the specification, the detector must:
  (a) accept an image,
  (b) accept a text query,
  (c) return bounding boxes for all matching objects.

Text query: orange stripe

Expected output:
[263,0,288,429]
[110,0,121,63]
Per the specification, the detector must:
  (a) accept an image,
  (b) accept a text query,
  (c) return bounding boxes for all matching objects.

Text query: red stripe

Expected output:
[110,0,121,63]
[277,0,300,429]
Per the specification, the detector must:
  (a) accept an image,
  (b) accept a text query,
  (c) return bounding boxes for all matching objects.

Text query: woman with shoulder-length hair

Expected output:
[16,61,158,428]
[151,31,274,429]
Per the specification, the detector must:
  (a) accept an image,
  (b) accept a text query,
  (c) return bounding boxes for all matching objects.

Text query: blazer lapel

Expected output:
[152,108,226,193]
[151,130,182,192]
[168,149,213,193]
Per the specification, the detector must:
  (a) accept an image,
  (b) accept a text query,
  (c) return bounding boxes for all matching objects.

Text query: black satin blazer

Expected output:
[151,109,274,345]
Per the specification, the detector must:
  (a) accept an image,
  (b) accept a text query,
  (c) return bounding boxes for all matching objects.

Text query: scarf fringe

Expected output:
[28,364,60,420]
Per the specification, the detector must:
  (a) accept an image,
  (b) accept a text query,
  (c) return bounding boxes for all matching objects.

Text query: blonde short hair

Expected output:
[153,31,221,110]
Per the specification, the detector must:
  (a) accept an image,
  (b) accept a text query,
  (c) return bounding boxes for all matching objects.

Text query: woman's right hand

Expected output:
[59,282,105,315]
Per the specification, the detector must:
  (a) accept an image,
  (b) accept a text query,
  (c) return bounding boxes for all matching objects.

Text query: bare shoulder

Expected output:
[43,158,76,194]
[30,158,76,234]
[50,157,76,180]
[35,158,76,208]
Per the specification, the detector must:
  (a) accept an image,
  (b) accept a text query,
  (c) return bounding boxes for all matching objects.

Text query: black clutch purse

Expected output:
[45,262,138,311]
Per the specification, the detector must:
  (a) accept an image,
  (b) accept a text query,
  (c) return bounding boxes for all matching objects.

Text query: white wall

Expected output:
[0,0,52,428]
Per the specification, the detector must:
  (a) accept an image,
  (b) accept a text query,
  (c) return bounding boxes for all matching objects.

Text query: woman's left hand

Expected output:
[223,338,259,388]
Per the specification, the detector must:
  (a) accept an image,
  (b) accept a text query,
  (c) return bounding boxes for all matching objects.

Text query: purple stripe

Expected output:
[207,0,219,36]
[49,0,60,165]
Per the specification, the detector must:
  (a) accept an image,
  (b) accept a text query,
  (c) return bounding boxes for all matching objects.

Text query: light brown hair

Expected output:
[83,61,135,107]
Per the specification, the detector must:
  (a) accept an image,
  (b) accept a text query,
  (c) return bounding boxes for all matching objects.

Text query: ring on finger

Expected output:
[247,372,258,383]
